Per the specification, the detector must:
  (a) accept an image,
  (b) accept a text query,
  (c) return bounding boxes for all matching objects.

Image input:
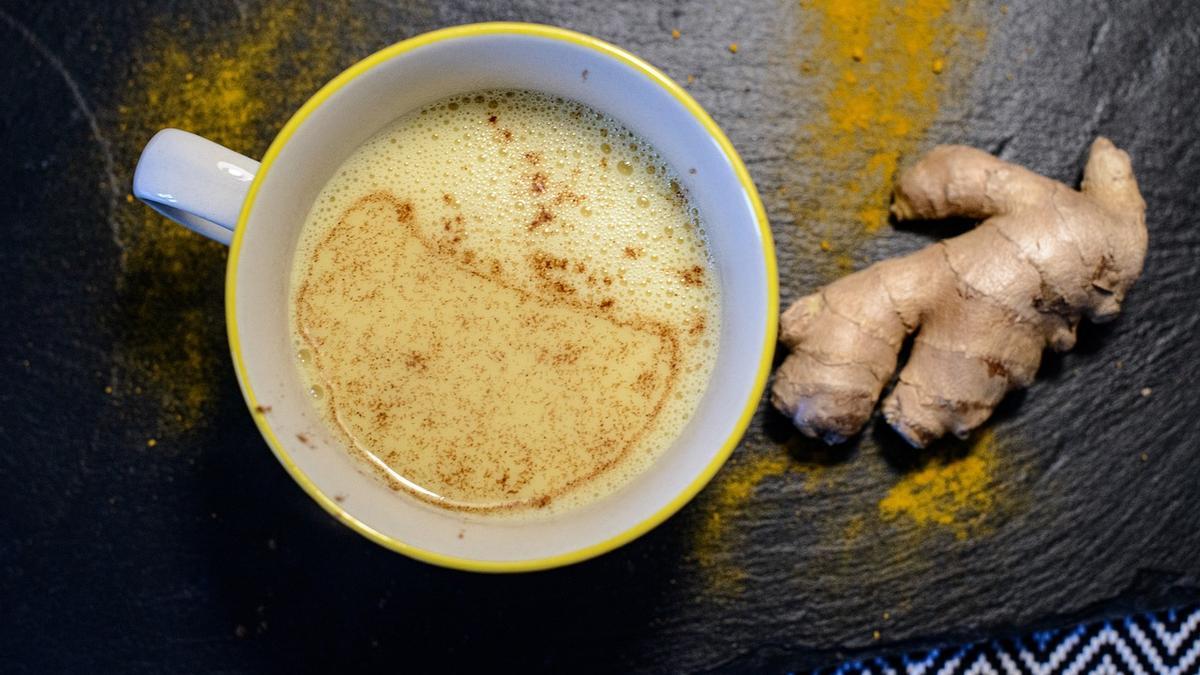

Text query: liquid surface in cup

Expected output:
[290,90,720,516]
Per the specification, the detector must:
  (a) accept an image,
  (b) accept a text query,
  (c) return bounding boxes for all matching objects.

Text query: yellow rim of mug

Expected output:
[226,22,778,573]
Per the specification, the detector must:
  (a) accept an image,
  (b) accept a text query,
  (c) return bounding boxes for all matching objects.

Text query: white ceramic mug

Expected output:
[133,23,777,571]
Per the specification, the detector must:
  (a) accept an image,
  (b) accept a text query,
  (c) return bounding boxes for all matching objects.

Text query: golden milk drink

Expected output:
[291,90,720,517]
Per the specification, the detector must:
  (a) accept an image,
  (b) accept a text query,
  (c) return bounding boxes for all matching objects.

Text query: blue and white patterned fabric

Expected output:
[823,607,1200,675]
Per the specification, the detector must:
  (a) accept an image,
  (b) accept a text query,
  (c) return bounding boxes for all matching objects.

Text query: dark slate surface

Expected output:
[1,0,1198,672]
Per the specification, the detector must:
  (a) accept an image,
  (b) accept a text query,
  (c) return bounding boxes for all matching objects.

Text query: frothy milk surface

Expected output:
[290,90,720,518]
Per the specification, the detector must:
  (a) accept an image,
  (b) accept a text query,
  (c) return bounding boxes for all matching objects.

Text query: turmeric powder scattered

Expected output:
[878,430,999,538]
[107,2,373,437]
[843,514,866,540]
[690,451,818,592]
[789,0,988,259]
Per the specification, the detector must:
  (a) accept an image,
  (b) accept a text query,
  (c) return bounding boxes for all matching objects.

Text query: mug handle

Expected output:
[132,129,261,246]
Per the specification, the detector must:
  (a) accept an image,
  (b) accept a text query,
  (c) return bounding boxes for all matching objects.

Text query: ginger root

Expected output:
[772,138,1147,447]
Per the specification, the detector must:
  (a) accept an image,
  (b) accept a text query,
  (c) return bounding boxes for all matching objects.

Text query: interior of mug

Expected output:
[229,25,774,569]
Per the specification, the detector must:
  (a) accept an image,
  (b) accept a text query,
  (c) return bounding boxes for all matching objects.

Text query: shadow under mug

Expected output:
[133,22,777,572]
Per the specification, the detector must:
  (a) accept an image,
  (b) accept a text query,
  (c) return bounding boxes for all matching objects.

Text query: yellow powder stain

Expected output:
[843,513,866,541]
[107,2,372,437]
[693,452,788,592]
[878,429,998,539]
[691,450,825,593]
[792,0,988,262]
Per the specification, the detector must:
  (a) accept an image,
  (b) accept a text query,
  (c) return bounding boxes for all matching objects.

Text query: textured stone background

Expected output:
[1,0,1197,672]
